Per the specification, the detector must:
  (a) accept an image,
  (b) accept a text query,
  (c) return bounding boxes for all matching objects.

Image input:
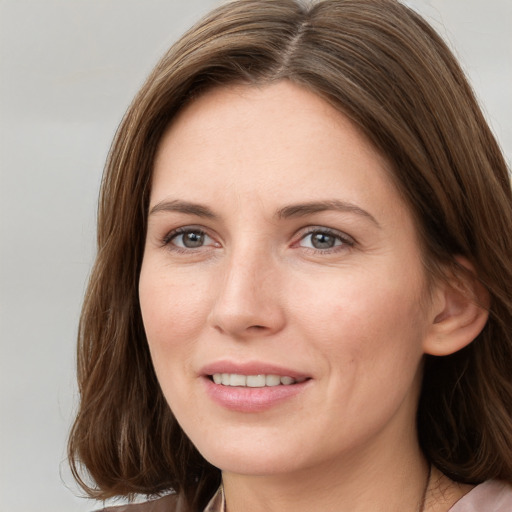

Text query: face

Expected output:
[139,81,437,478]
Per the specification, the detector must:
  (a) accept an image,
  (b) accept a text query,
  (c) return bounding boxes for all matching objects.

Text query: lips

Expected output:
[200,361,311,412]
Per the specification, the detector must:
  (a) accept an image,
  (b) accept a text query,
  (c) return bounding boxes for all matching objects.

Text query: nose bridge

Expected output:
[209,239,284,336]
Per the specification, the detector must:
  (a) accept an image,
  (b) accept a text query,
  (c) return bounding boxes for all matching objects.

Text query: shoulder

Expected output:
[450,480,512,511]
[95,493,190,512]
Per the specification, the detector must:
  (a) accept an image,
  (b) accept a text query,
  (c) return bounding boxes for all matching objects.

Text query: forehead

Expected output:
[155,81,388,184]
[158,82,384,160]
[152,81,398,205]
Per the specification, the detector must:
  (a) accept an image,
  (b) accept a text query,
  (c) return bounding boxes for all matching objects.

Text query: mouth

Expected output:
[203,370,311,412]
[209,373,309,387]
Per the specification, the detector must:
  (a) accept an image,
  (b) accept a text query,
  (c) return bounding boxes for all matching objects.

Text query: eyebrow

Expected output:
[149,198,380,227]
[277,200,380,227]
[149,199,217,218]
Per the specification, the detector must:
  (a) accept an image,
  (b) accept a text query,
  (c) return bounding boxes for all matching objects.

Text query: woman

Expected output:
[68,0,512,511]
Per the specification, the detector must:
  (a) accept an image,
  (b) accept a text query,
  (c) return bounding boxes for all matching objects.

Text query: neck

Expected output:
[222,436,430,512]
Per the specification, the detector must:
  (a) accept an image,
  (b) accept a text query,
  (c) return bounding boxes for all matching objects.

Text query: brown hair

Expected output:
[69,0,512,508]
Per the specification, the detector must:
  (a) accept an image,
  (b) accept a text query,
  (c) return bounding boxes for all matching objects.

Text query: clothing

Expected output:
[98,487,222,512]
[98,480,512,511]
[100,494,185,512]
[449,480,512,511]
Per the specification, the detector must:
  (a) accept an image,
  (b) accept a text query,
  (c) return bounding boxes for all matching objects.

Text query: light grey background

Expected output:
[0,1,510,511]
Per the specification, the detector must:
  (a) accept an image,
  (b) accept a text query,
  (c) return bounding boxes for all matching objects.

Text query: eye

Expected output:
[165,228,216,250]
[298,229,353,251]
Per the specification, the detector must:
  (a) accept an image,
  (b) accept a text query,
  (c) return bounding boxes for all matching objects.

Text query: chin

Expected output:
[190,428,310,476]
[204,450,300,477]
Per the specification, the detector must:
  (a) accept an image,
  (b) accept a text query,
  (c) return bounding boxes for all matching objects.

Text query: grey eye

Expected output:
[298,230,347,250]
[310,232,337,249]
[173,230,207,248]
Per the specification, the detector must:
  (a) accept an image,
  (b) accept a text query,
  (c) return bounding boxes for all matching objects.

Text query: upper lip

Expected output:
[200,360,310,380]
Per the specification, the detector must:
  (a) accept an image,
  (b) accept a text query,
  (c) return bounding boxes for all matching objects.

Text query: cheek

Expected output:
[138,265,212,419]
[139,264,209,340]
[289,264,429,367]
[138,265,215,384]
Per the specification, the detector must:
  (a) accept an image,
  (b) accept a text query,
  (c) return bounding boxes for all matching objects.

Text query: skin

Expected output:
[139,81,475,511]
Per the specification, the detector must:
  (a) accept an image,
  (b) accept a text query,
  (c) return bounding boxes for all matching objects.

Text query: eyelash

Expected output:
[162,227,217,253]
[161,226,355,254]
[296,227,355,254]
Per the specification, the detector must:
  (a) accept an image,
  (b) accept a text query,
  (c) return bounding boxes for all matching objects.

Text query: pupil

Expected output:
[312,232,335,249]
[183,231,204,248]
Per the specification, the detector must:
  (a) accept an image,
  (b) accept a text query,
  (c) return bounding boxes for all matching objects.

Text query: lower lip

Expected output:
[203,377,310,412]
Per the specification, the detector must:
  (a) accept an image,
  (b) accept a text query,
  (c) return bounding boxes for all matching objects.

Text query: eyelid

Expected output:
[158,224,354,253]
[297,226,355,243]
[162,225,219,249]
[293,226,356,253]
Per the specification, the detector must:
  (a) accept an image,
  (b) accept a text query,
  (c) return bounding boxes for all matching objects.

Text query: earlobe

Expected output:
[423,258,490,357]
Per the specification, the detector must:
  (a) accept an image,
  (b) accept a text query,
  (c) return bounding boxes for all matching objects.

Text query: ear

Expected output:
[423,257,490,356]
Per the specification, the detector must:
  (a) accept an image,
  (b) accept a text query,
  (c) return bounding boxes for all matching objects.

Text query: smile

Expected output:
[211,373,307,387]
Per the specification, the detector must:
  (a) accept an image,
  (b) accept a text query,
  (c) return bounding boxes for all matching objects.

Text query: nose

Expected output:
[207,248,286,339]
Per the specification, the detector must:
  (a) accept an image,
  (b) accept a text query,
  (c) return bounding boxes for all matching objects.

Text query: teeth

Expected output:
[230,374,246,386]
[211,373,305,387]
[266,375,281,387]
[247,375,265,387]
